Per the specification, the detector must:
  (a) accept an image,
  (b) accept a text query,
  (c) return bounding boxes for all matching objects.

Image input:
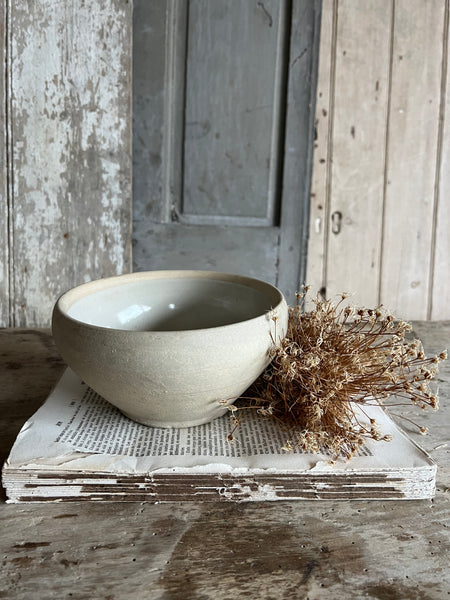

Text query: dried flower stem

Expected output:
[233,288,447,460]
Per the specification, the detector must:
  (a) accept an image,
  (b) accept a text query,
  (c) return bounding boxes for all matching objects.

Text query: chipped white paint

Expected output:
[0,0,9,326]
[1,0,132,327]
[219,483,281,501]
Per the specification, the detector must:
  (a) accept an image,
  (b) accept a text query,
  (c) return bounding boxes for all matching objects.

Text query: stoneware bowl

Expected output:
[52,270,288,428]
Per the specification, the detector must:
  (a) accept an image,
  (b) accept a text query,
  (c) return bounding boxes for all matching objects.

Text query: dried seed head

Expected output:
[230,287,445,460]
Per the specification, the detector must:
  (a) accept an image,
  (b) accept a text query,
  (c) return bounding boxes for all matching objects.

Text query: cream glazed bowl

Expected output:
[52,270,288,428]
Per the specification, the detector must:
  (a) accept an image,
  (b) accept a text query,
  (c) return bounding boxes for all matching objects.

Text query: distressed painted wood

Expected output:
[277,0,322,302]
[2,0,132,327]
[132,221,280,284]
[380,0,445,319]
[308,0,450,320]
[431,2,450,320]
[305,0,334,307]
[133,0,321,305]
[183,0,285,224]
[134,0,290,230]
[0,325,449,598]
[132,0,167,225]
[326,0,392,308]
[0,1,9,325]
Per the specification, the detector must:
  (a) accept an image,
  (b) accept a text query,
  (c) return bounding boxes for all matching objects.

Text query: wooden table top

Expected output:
[0,325,449,600]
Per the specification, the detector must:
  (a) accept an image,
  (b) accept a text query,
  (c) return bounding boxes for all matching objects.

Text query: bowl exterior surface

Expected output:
[52,272,288,427]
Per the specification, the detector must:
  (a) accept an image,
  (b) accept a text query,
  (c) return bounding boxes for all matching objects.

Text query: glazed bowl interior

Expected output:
[63,276,280,332]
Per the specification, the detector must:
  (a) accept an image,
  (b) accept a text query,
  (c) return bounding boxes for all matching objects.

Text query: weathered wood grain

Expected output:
[0,325,449,599]
[277,0,322,302]
[132,221,281,284]
[0,496,449,600]
[132,0,167,225]
[0,1,10,326]
[4,0,132,328]
[326,0,392,308]
[183,0,284,224]
[305,0,334,307]
[0,329,65,501]
[431,2,450,320]
[379,0,445,319]
[308,0,450,320]
[307,0,394,309]
[133,0,321,306]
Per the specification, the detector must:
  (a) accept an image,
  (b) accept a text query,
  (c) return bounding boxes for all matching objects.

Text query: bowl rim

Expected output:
[53,270,286,334]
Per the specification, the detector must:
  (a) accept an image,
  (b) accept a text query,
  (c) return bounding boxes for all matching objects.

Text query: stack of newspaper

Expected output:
[2,369,436,502]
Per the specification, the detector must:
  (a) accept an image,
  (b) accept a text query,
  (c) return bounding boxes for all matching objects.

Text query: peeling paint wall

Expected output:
[1,0,132,327]
[0,1,9,326]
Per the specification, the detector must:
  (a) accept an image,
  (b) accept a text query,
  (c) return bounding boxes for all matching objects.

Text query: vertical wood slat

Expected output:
[277,0,322,303]
[327,0,392,308]
[161,0,188,224]
[380,0,446,319]
[306,0,334,306]
[307,0,392,309]
[132,0,167,225]
[0,1,10,325]
[431,1,450,320]
[6,0,132,327]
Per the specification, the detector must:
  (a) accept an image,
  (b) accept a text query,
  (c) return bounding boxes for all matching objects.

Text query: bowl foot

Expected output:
[120,408,229,429]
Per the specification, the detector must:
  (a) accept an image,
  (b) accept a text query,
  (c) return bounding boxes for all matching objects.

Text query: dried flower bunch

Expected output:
[231,288,447,460]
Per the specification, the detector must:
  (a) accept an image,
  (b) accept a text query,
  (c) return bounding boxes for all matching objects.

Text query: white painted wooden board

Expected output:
[305,0,334,307]
[431,4,450,320]
[326,0,392,308]
[380,0,445,319]
[1,0,132,327]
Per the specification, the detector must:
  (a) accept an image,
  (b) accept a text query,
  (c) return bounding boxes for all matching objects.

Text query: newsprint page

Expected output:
[2,370,436,502]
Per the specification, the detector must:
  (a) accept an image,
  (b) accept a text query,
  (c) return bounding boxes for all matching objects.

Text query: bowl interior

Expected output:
[64,277,279,331]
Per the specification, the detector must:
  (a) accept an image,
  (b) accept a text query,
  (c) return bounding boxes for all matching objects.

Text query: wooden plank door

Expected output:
[307,0,449,320]
[133,0,321,303]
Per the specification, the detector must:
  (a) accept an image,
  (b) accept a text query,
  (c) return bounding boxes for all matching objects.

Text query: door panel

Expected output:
[132,223,280,284]
[133,0,321,303]
[183,0,286,224]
